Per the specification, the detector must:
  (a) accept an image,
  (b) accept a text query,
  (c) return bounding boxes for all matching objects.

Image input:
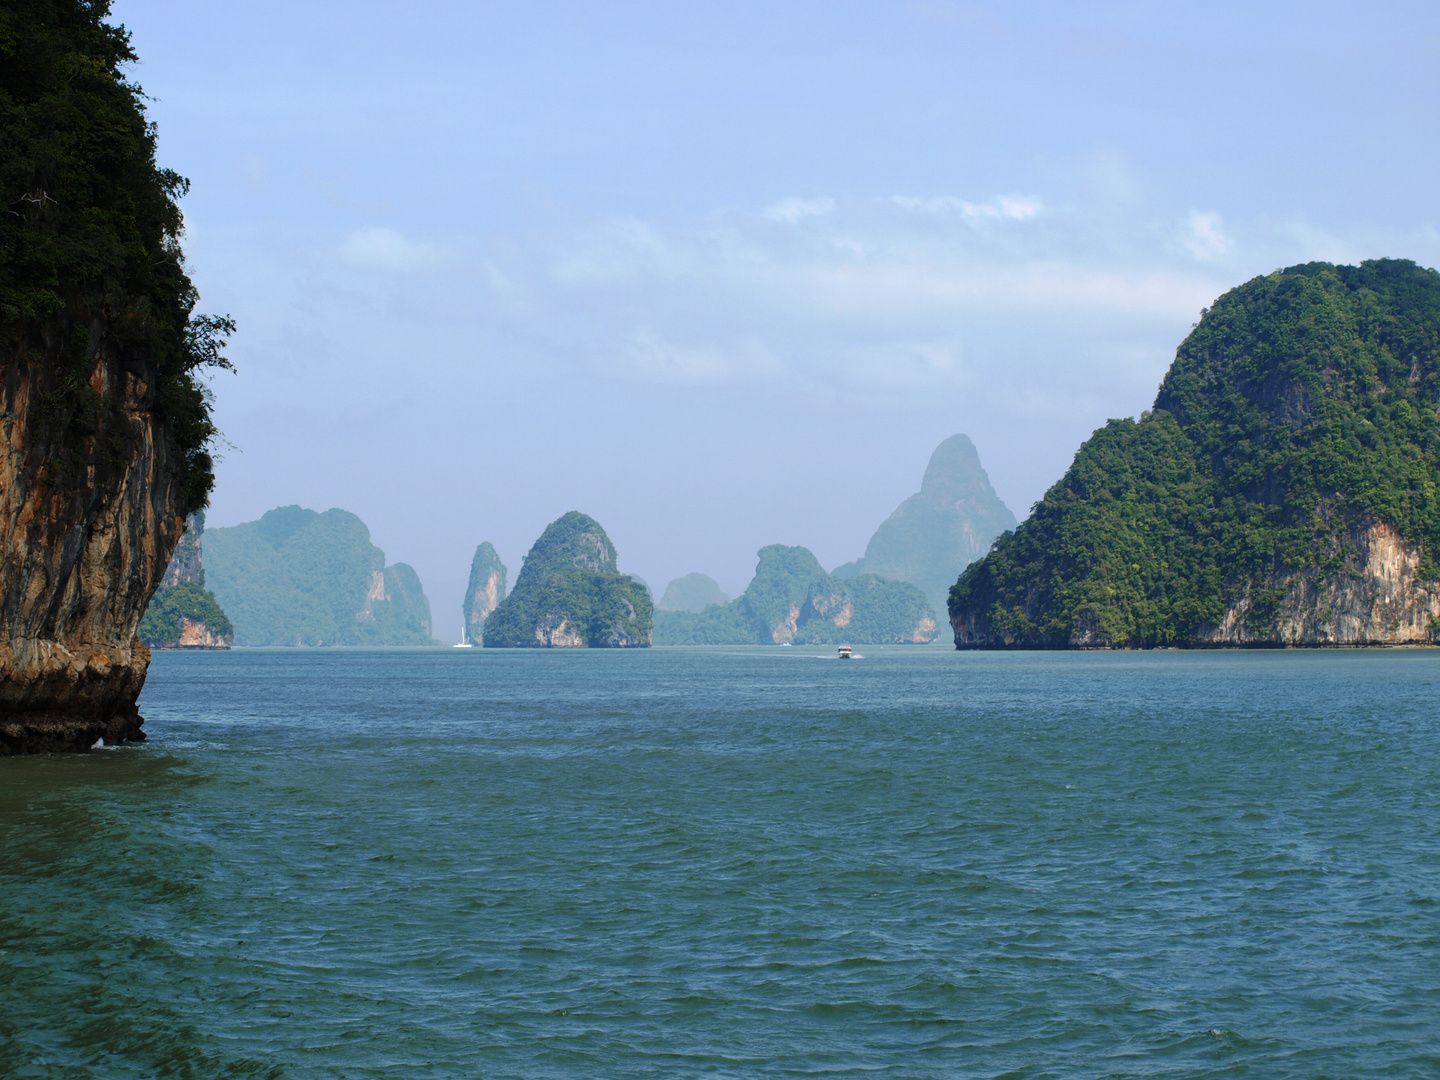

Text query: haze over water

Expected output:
[4,648,1440,1077]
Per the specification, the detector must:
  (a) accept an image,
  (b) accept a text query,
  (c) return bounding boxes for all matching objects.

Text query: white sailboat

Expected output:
[453,623,474,648]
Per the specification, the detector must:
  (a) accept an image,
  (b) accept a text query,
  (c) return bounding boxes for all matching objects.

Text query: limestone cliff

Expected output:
[162,511,205,587]
[462,542,508,645]
[951,259,1440,649]
[0,353,187,752]
[0,3,233,751]
[1197,521,1440,647]
[483,512,652,648]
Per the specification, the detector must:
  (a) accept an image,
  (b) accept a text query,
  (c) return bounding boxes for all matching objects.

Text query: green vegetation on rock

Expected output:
[138,582,232,647]
[1,0,232,513]
[657,573,729,613]
[950,259,1440,648]
[483,512,652,647]
[656,545,937,645]
[834,434,1017,615]
[139,511,232,647]
[205,506,434,646]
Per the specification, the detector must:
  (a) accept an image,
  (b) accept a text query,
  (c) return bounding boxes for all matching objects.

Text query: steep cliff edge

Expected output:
[951,259,1440,649]
[483,512,652,647]
[0,4,232,752]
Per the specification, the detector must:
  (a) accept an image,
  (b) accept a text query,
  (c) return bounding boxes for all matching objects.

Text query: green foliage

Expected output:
[0,0,231,513]
[656,546,937,645]
[743,544,832,638]
[951,259,1440,647]
[205,506,435,646]
[483,512,652,647]
[137,581,232,646]
[654,601,758,645]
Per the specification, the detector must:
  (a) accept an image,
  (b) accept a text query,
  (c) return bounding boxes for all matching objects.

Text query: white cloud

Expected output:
[523,194,1229,391]
[763,196,837,223]
[1182,210,1232,260]
[892,194,1043,221]
[339,227,445,272]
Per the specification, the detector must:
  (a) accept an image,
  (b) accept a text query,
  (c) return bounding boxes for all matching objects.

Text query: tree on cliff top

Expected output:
[0,0,232,513]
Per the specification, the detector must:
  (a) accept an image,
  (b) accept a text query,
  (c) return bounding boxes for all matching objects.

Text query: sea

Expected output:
[3,645,1440,1078]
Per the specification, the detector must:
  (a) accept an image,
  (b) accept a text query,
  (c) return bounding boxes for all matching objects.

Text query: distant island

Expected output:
[462,542,508,645]
[655,545,936,645]
[657,573,729,613]
[205,506,435,646]
[951,259,1440,648]
[138,512,233,648]
[483,512,652,647]
[835,434,1016,617]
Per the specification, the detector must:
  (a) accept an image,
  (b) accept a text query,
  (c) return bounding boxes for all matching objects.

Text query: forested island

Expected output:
[483,512,652,647]
[204,506,435,646]
[950,259,1440,648]
[655,545,936,645]
[138,512,233,648]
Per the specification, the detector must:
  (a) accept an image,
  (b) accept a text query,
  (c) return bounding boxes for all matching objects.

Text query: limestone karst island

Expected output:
[0,8,234,754]
[949,259,1440,649]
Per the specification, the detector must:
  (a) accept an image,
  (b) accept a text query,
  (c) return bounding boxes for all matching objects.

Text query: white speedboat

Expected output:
[838,646,852,659]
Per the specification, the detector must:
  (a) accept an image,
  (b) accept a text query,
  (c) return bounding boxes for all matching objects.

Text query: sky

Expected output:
[116,0,1440,636]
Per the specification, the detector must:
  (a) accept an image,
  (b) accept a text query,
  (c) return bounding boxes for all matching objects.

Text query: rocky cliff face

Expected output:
[954,518,1440,648]
[162,511,204,587]
[1199,520,1440,647]
[141,512,233,650]
[949,261,1440,650]
[0,350,186,753]
[173,616,230,649]
[1,6,233,750]
[482,512,652,648]
[463,542,508,645]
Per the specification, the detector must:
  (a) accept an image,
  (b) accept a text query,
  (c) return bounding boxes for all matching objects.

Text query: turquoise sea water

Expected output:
[3,646,1440,1078]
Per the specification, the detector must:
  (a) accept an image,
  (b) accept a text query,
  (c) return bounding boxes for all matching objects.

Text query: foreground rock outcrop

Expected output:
[1,7,232,752]
[483,512,652,647]
[951,259,1440,649]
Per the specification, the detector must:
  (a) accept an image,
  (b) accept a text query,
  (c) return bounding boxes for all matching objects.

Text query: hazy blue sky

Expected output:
[118,0,1440,634]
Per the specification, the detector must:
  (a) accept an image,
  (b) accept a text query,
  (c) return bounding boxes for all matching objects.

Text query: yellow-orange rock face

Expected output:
[0,349,186,753]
